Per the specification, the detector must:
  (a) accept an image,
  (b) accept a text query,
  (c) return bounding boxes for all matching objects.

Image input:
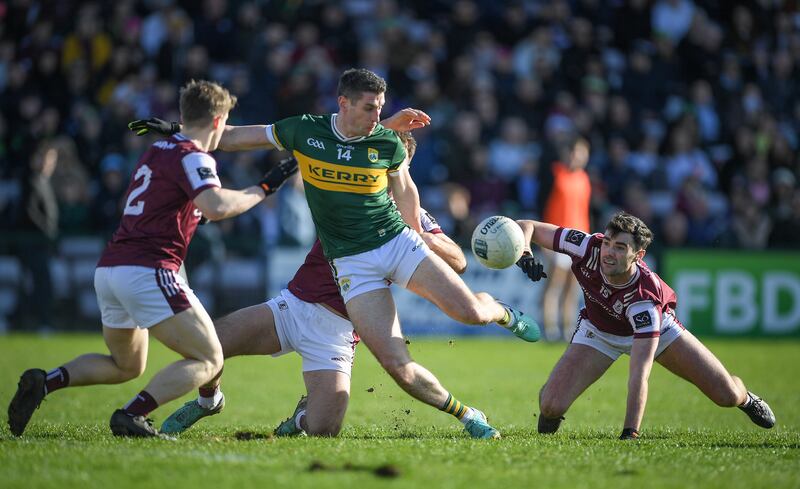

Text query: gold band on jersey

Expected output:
[294,151,387,194]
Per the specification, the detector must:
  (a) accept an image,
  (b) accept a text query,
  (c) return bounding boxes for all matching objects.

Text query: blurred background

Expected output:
[0,0,798,337]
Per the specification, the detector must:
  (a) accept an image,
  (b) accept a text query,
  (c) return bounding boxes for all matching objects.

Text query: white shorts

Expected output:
[267,289,358,376]
[570,312,685,360]
[95,266,201,329]
[330,227,432,303]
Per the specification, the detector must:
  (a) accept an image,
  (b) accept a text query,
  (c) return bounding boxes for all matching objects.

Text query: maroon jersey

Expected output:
[97,134,221,271]
[554,227,677,338]
[288,208,443,319]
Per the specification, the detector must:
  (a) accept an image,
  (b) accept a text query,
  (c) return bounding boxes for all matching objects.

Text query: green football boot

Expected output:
[498,302,541,342]
[160,394,225,434]
[273,395,308,437]
[463,409,501,439]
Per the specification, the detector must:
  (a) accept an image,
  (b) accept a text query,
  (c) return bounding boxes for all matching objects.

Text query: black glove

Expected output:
[619,428,640,440]
[198,215,209,225]
[128,117,180,136]
[516,251,547,282]
[259,157,299,196]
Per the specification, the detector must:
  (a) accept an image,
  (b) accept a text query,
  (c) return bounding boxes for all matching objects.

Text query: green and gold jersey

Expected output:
[265,113,408,259]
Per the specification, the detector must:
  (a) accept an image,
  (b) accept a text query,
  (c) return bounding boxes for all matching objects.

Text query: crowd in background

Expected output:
[2,0,800,259]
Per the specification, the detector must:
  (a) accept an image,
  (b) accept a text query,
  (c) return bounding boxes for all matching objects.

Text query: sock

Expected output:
[497,309,511,326]
[44,367,70,395]
[295,410,307,431]
[440,394,475,423]
[123,390,159,417]
[198,386,223,409]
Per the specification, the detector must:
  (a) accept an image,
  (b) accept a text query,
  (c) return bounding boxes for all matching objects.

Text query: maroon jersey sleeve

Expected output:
[553,227,599,259]
[420,207,443,234]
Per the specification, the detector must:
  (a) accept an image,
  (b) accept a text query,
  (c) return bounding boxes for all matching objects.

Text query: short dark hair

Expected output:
[605,212,653,251]
[179,79,237,127]
[395,131,416,159]
[337,68,387,101]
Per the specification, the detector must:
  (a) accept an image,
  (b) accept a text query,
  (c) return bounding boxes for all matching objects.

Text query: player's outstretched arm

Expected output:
[421,232,467,274]
[218,125,277,151]
[622,336,659,438]
[193,157,298,220]
[517,219,558,251]
[389,164,423,233]
[381,108,431,132]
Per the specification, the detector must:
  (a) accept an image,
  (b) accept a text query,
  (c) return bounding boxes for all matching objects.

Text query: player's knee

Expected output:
[712,386,742,408]
[306,419,342,437]
[539,390,567,418]
[115,357,146,381]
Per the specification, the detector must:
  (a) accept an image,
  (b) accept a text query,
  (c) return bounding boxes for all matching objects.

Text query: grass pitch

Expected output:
[0,334,798,489]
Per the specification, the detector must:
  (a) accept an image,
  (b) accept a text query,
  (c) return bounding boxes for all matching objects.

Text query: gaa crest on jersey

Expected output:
[613,300,624,314]
[600,285,611,298]
[633,311,652,329]
[368,148,379,163]
[566,229,587,246]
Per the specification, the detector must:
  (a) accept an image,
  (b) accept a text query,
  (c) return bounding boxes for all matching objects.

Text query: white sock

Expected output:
[295,410,307,431]
[459,407,478,425]
[198,389,224,409]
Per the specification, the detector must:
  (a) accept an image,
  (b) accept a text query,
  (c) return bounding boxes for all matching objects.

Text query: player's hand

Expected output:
[516,251,547,282]
[128,117,181,136]
[380,108,431,132]
[619,428,640,440]
[259,157,298,196]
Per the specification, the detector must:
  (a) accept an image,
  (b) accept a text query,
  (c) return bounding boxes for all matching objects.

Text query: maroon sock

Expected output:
[44,367,70,395]
[123,390,159,417]
[199,385,219,398]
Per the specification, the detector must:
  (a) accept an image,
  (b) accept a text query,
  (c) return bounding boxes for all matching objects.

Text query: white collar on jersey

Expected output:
[600,264,640,289]
[331,113,368,143]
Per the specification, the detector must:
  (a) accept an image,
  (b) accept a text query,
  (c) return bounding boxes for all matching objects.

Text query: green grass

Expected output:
[1,334,798,489]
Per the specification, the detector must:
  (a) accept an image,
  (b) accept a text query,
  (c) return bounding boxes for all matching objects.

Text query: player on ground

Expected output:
[7,80,297,438]
[515,212,776,439]
[147,132,512,439]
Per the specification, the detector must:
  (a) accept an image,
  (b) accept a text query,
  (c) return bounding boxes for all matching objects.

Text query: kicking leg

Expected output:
[656,331,775,428]
[407,255,539,341]
[538,343,614,433]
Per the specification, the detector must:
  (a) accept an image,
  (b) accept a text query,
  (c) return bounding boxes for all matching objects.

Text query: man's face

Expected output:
[340,91,384,136]
[600,231,641,276]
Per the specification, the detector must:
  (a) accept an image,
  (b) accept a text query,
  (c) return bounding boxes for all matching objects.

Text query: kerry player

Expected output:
[131,68,540,434]
[515,212,776,439]
[7,80,297,438]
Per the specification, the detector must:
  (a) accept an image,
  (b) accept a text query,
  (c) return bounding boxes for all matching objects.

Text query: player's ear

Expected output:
[636,248,646,262]
[338,95,349,111]
[212,116,221,130]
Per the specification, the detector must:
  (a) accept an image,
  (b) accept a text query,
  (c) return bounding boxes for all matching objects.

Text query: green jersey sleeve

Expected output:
[267,115,305,152]
[387,133,407,172]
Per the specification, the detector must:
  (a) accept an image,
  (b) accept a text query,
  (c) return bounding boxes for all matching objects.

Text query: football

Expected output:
[471,216,526,269]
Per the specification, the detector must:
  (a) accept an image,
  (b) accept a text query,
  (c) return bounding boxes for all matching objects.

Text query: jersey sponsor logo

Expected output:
[196,166,216,180]
[566,229,587,246]
[613,300,624,314]
[368,147,379,162]
[633,311,652,329]
[153,141,176,150]
[307,138,326,150]
[296,153,387,194]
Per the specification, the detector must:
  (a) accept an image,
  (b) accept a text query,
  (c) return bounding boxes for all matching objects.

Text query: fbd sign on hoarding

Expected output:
[662,251,800,336]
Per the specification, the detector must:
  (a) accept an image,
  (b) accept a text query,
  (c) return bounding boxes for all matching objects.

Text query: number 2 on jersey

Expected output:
[123,164,153,216]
